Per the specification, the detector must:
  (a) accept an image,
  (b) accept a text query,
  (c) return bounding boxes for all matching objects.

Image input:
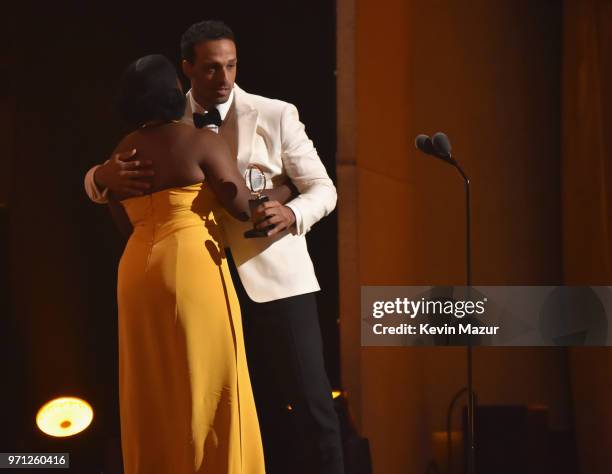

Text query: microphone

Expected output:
[432,132,453,159]
[415,134,435,155]
[415,132,456,165]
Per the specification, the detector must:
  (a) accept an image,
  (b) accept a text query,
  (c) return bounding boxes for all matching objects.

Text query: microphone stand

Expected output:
[416,134,476,474]
[453,161,475,474]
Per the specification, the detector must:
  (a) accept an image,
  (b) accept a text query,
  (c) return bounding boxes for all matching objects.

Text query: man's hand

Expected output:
[254,200,296,236]
[93,149,154,196]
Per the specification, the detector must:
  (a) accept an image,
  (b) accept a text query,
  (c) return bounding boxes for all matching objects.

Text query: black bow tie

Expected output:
[193,109,222,128]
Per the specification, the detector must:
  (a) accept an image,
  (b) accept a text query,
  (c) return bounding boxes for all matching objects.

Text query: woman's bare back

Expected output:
[111,122,210,200]
[110,122,257,224]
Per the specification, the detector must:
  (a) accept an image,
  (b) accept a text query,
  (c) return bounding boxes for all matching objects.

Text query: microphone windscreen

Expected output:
[432,132,452,157]
[415,134,435,155]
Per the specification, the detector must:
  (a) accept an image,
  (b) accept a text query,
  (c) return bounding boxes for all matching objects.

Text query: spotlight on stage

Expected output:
[36,396,94,438]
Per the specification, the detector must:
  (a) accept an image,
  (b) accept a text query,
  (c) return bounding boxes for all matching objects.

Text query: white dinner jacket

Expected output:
[84,84,337,302]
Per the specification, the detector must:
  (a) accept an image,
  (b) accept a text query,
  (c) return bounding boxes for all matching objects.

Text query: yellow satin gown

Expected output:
[117,183,264,474]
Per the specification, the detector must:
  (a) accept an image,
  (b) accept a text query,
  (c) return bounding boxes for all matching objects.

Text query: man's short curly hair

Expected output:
[115,54,186,129]
[181,20,235,63]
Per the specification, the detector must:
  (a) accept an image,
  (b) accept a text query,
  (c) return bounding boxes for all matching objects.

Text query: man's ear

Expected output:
[181,60,192,79]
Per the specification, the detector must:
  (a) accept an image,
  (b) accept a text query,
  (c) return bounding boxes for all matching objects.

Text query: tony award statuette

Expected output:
[244,165,273,238]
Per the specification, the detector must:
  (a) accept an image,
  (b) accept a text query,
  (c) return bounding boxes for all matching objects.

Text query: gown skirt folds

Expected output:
[117,183,264,474]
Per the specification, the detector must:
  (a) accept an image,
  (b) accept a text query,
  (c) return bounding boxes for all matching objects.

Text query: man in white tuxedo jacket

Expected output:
[84,20,343,474]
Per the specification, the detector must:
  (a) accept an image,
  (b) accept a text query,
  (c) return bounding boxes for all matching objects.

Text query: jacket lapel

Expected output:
[218,101,238,161]
[232,84,259,172]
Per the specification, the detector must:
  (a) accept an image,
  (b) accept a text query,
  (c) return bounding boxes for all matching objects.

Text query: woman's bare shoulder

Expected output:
[111,130,140,155]
[194,127,230,156]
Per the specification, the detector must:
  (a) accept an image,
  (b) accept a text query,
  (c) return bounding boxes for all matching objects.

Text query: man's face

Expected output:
[182,38,237,107]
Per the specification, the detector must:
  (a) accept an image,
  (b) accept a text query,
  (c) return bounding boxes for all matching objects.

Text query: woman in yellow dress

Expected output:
[107,54,289,474]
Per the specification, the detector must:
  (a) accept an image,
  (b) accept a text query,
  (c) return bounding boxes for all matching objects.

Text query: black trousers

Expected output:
[226,250,344,474]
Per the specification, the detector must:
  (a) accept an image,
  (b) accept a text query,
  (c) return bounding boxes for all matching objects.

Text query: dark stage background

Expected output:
[1,1,338,470]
